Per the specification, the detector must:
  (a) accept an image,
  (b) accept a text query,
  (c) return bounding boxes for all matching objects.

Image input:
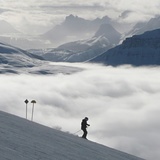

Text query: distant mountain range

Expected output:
[1,28,160,75]
[42,14,112,46]
[90,29,160,66]
[31,23,120,62]
[0,14,119,49]
[1,14,160,69]
[1,14,160,50]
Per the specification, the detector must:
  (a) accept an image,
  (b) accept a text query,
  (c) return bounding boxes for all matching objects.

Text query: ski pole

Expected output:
[73,129,81,135]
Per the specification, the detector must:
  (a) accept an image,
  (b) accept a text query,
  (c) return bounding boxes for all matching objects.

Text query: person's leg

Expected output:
[82,129,85,138]
[84,129,88,139]
[82,128,87,139]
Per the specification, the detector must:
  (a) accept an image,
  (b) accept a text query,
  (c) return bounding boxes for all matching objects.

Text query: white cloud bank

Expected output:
[0,63,160,160]
[0,0,160,34]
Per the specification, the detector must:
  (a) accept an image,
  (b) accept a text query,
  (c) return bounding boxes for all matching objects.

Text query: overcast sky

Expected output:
[0,63,160,160]
[0,0,160,34]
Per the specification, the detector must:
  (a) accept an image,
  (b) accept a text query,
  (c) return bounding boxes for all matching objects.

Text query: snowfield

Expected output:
[0,111,144,160]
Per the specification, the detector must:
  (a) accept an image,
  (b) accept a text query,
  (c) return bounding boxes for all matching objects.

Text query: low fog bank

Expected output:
[0,63,160,160]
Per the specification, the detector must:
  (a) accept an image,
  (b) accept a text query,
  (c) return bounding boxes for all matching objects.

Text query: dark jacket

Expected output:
[81,119,89,130]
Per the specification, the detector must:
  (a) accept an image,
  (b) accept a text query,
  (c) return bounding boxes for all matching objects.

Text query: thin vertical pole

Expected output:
[26,103,28,119]
[31,100,36,121]
[24,99,29,119]
[31,103,34,121]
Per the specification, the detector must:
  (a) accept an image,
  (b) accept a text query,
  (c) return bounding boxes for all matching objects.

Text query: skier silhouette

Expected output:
[81,117,90,139]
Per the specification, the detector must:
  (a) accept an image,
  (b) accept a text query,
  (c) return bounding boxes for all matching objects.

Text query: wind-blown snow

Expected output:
[0,111,144,160]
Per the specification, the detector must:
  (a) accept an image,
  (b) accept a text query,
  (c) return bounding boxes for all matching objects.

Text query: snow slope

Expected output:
[0,42,43,66]
[0,42,46,74]
[0,42,82,74]
[0,111,144,160]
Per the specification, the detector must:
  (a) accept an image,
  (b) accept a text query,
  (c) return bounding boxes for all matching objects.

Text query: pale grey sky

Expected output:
[0,0,160,34]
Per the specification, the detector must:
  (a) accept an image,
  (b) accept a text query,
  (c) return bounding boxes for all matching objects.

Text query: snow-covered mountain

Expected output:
[0,15,130,49]
[2,14,160,50]
[90,29,160,66]
[42,14,112,46]
[0,42,43,68]
[33,23,120,62]
[126,15,160,37]
[0,110,144,160]
[94,23,121,45]
[59,37,112,62]
[30,37,111,63]
[0,42,82,74]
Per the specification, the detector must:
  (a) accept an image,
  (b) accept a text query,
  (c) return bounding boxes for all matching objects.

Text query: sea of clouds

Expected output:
[0,62,160,160]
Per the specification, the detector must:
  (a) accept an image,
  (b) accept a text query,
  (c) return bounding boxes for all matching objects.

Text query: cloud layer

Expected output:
[0,0,160,34]
[0,63,160,160]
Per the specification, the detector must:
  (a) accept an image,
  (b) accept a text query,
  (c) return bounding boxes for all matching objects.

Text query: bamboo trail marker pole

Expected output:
[31,100,36,121]
[24,99,29,119]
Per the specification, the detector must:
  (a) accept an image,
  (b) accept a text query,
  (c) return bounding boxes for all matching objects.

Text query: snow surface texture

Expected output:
[0,111,144,160]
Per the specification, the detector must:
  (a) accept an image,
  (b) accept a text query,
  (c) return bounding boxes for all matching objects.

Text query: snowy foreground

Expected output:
[0,111,144,160]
